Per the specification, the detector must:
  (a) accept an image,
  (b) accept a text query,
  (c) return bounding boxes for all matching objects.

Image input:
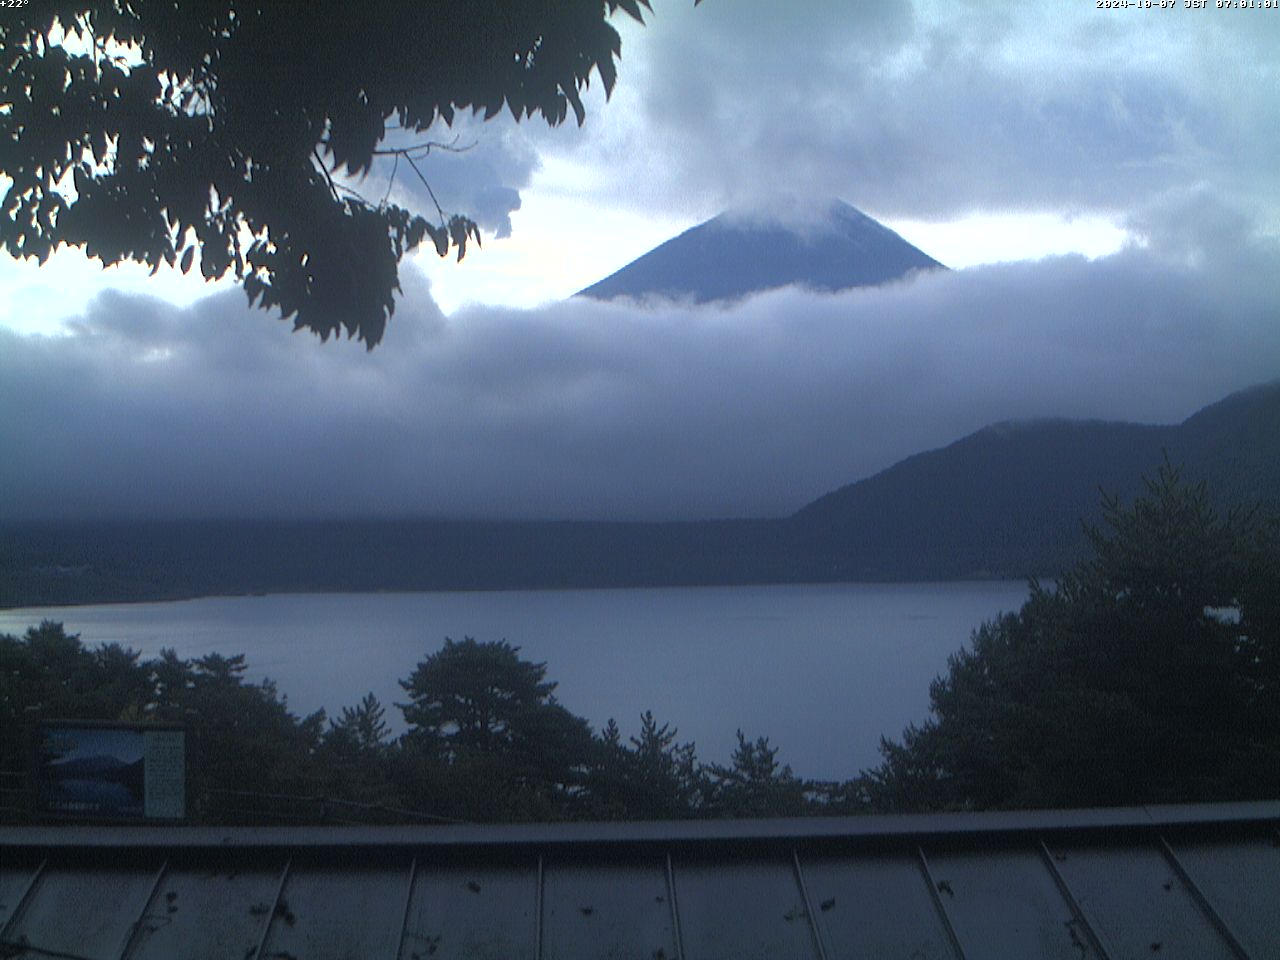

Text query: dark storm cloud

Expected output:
[2,214,1277,522]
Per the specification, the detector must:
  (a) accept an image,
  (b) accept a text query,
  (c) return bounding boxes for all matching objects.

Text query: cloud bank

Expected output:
[3,208,1276,522]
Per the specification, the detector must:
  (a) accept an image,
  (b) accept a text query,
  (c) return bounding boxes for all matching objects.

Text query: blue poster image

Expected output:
[38,727,146,818]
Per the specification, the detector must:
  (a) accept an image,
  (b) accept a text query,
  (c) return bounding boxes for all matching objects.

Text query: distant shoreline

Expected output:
[4,380,1274,614]
[0,572,1031,614]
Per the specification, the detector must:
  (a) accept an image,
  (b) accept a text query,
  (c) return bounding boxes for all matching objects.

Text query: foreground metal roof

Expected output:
[1,801,1278,960]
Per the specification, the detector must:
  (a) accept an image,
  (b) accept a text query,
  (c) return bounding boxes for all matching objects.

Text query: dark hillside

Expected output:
[792,421,1173,580]
[1172,379,1280,508]
[791,380,1280,581]
[2,381,1275,607]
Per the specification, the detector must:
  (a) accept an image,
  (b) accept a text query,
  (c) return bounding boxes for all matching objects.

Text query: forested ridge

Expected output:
[3,464,1277,823]
[3,381,1277,609]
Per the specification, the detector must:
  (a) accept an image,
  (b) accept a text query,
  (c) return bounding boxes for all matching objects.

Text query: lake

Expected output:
[0,581,1030,780]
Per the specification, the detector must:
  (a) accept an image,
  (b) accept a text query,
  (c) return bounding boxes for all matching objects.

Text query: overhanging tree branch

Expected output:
[0,0,683,348]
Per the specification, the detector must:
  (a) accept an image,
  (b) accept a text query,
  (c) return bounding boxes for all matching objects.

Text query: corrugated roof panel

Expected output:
[0,860,42,931]
[398,859,538,960]
[924,846,1097,959]
[2,803,1277,960]
[4,863,159,960]
[541,856,678,960]
[124,862,285,960]
[257,861,411,960]
[1170,836,1280,960]
[800,851,956,960]
[671,854,819,960]
[1047,842,1238,960]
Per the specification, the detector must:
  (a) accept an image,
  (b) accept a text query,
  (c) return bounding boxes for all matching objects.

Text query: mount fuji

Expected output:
[577,199,945,303]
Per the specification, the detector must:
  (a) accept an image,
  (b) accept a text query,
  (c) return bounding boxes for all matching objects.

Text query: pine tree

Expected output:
[866,461,1280,810]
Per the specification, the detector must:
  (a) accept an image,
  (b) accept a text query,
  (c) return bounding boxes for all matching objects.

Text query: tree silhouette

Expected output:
[151,651,325,818]
[321,692,388,753]
[316,692,396,808]
[865,461,1280,811]
[397,637,594,819]
[0,621,151,725]
[582,712,704,818]
[0,1,681,347]
[705,731,806,817]
[399,637,559,755]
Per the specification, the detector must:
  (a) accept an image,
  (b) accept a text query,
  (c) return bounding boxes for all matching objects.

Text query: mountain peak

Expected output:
[577,199,945,304]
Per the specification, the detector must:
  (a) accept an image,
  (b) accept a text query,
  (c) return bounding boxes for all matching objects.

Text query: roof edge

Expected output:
[4,800,1278,851]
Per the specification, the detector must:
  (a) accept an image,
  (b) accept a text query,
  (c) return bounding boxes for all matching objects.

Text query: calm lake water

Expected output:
[0,582,1029,780]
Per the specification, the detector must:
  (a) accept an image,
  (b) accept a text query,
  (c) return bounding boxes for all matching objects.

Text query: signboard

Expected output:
[35,721,186,820]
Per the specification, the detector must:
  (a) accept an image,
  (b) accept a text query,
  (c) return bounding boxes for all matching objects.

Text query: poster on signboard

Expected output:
[36,722,185,820]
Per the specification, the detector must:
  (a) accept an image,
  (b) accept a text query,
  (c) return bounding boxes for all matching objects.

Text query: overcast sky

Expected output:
[2,0,1277,521]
